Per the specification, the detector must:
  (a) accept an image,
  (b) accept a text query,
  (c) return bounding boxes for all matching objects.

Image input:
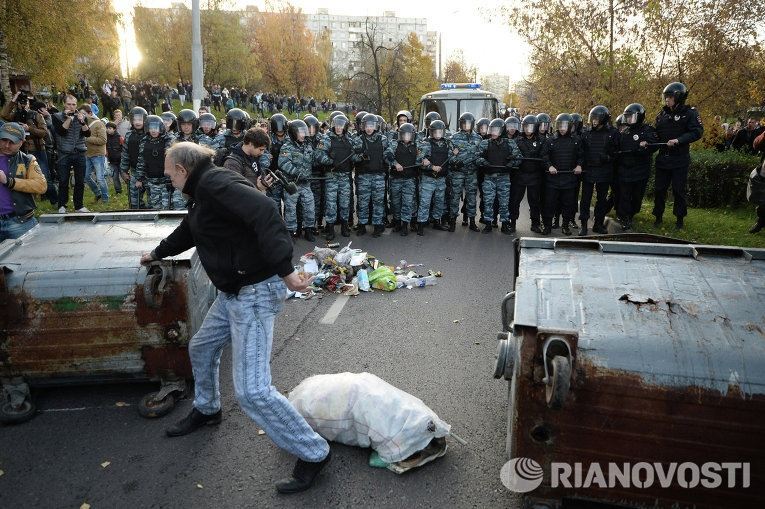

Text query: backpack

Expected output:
[213,146,230,167]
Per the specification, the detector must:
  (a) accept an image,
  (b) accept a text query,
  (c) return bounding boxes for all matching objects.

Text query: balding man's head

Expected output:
[164,141,215,191]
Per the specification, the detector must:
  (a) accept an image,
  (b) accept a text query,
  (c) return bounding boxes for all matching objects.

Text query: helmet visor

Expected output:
[538,122,549,133]
[625,112,639,125]
[460,120,473,131]
[307,124,317,136]
[523,124,536,135]
[200,119,215,130]
[401,131,412,143]
[147,119,163,134]
[431,129,443,140]
[506,119,520,131]
[333,117,347,128]
[162,118,173,129]
[557,121,570,133]
[489,126,502,137]
[478,124,488,135]
[296,126,307,140]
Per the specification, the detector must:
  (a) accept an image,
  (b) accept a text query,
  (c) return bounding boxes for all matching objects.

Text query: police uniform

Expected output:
[616,124,659,228]
[135,132,173,209]
[119,128,146,209]
[449,129,482,226]
[355,132,394,228]
[278,137,316,234]
[262,133,288,213]
[541,133,584,232]
[512,135,547,230]
[580,125,619,232]
[315,130,359,234]
[652,105,703,223]
[389,137,418,229]
[476,137,521,228]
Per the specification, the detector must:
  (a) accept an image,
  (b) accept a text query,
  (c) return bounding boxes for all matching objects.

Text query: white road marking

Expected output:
[320,295,350,324]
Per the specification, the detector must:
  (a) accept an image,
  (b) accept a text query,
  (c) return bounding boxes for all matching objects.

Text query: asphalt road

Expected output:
[0,208,539,508]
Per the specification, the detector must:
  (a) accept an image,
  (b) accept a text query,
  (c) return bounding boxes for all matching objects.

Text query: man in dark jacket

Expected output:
[222,127,269,188]
[579,106,619,235]
[617,104,659,231]
[142,142,330,494]
[541,114,584,235]
[52,94,90,213]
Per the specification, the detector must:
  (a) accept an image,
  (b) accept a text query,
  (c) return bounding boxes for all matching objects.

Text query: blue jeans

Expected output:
[0,215,37,242]
[189,276,329,462]
[86,155,109,202]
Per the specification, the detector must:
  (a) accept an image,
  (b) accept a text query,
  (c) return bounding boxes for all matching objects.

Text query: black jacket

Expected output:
[106,132,122,164]
[616,124,659,182]
[581,126,619,183]
[654,104,703,167]
[152,161,294,294]
[542,133,584,189]
[514,135,546,186]
[222,143,260,187]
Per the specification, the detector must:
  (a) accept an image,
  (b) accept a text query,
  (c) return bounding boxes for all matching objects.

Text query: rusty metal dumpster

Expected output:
[494,236,765,509]
[0,211,215,423]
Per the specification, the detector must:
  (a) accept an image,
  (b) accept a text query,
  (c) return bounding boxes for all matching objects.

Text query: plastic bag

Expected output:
[357,269,371,292]
[288,372,451,464]
[368,266,397,292]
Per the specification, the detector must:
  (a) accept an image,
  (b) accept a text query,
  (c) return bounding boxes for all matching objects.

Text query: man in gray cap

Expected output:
[0,122,47,240]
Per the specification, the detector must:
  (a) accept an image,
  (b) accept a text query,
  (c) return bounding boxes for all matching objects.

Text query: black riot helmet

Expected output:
[570,113,583,134]
[145,114,166,136]
[662,82,688,106]
[521,114,538,136]
[555,113,573,135]
[536,113,552,134]
[397,122,416,143]
[330,114,349,134]
[362,113,379,134]
[505,116,520,136]
[355,111,368,132]
[588,105,610,128]
[615,114,627,132]
[226,108,250,132]
[396,110,412,126]
[488,118,505,139]
[424,111,441,130]
[287,119,308,143]
[623,103,646,126]
[459,112,475,132]
[376,115,386,133]
[270,113,288,135]
[177,109,198,132]
[303,114,320,136]
[329,110,344,121]
[129,106,148,128]
[476,117,490,137]
[428,119,446,140]
[160,111,177,132]
[199,112,217,134]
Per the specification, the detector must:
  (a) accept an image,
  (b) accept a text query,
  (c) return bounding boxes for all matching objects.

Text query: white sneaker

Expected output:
[76,207,91,213]
[58,206,66,214]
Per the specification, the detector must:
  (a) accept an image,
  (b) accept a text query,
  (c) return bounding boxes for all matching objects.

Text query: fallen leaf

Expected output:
[101,461,111,468]
[80,504,91,509]
[453,319,460,324]
[474,342,481,345]
[115,401,128,407]
[257,429,265,435]
[196,483,204,489]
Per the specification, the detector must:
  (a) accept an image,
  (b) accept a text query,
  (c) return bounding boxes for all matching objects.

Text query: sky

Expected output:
[114,0,529,84]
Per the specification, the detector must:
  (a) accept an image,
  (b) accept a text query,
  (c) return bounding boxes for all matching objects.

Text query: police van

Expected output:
[417,83,499,132]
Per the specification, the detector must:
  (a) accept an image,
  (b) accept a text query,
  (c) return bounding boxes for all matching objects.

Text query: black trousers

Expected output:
[653,164,689,219]
[510,182,541,224]
[757,205,765,222]
[618,179,648,220]
[543,186,576,224]
[579,181,611,221]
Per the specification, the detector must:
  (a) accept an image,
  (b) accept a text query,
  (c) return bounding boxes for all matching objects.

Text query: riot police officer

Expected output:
[511,115,546,234]
[135,115,173,209]
[475,118,521,234]
[355,113,394,237]
[263,113,289,212]
[304,114,324,230]
[579,105,619,235]
[279,119,317,241]
[176,109,199,143]
[389,122,418,236]
[197,112,220,148]
[450,112,482,232]
[617,103,659,231]
[651,82,703,229]
[120,106,148,209]
[415,119,453,236]
[541,113,584,236]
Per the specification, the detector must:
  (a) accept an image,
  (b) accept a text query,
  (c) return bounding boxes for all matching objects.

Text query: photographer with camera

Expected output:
[1,91,57,205]
[52,94,90,213]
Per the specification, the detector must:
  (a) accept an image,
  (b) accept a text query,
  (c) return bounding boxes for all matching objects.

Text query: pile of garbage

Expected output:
[294,242,442,298]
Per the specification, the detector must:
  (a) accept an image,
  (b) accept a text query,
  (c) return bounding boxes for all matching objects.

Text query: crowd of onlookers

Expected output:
[705,115,765,153]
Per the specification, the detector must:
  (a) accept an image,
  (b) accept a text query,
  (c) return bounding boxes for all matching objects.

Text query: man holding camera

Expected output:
[1,91,57,205]
[52,94,90,213]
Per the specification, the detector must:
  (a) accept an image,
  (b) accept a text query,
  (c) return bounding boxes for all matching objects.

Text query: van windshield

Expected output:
[420,98,497,131]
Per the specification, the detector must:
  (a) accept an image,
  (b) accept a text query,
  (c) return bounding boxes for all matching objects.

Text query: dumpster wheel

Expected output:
[545,355,571,410]
[138,391,176,418]
[0,398,36,424]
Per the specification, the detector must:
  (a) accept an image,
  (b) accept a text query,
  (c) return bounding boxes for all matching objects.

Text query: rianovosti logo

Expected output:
[501,459,751,493]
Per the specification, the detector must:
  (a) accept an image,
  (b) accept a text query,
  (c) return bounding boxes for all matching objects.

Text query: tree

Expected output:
[443,51,476,83]
[248,2,329,98]
[0,0,119,96]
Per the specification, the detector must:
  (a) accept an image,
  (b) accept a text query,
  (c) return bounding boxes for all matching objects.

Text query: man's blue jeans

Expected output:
[86,155,109,203]
[0,215,37,242]
[189,275,329,462]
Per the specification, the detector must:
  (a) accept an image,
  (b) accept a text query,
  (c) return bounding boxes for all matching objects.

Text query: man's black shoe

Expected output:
[749,221,764,234]
[432,219,448,231]
[166,408,222,437]
[468,218,479,232]
[492,220,499,228]
[448,217,456,232]
[653,216,663,227]
[400,221,409,236]
[482,223,492,234]
[416,222,425,236]
[290,230,300,240]
[372,224,384,237]
[578,226,588,236]
[275,451,332,495]
[500,222,513,235]
[304,228,315,242]
[541,225,551,235]
[675,218,684,230]
[325,223,335,241]
[461,214,468,226]
[340,221,351,237]
[356,224,366,236]
[530,223,542,234]
[392,220,402,233]
[561,225,572,236]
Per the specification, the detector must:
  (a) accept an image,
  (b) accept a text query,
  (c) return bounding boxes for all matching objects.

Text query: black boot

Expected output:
[675,217,684,230]
[340,221,351,237]
[530,222,542,234]
[372,224,385,237]
[166,408,222,437]
[507,220,516,234]
[392,220,401,233]
[492,219,499,227]
[468,218,479,232]
[325,223,335,241]
[749,221,764,234]
[275,451,332,494]
[541,219,552,236]
[400,221,409,236]
[448,217,456,232]
[304,227,315,243]
[592,217,606,234]
[561,224,572,235]
[501,222,513,235]
[290,230,300,241]
[356,224,366,236]
[653,215,663,227]
[417,222,425,236]
[432,219,448,231]
[552,216,560,229]
[461,214,468,226]
[410,220,418,232]
[482,222,492,234]
[578,220,588,236]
